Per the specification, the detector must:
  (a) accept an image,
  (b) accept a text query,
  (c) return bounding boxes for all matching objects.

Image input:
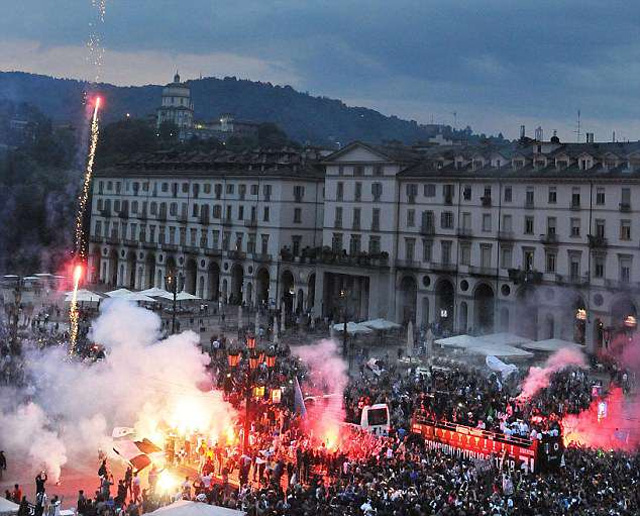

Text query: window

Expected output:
[460,244,471,265]
[547,217,557,235]
[169,202,177,216]
[97,198,104,211]
[620,220,631,241]
[238,184,246,199]
[182,183,189,193]
[372,182,383,201]
[355,182,362,201]
[107,181,113,191]
[463,185,472,200]
[226,184,234,194]
[294,208,302,223]
[570,255,581,279]
[570,218,581,237]
[524,216,534,235]
[443,184,455,202]
[422,210,435,231]
[263,207,270,222]
[251,184,259,196]
[525,188,535,207]
[98,181,104,194]
[596,187,605,205]
[441,241,452,264]
[546,251,556,273]
[292,236,302,256]
[234,232,243,251]
[338,166,344,176]
[293,185,305,201]
[263,184,272,200]
[483,186,492,198]
[441,211,454,229]
[204,183,212,194]
[114,200,121,212]
[501,247,512,269]
[621,187,631,207]
[349,234,361,255]
[504,186,512,202]
[424,184,436,197]
[354,165,364,177]
[192,204,199,217]
[369,236,381,254]
[193,183,200,198]
[406,183,418,201]
[250,206,256,222]
[423,240,433,262]
[571,188,581,208]
[407,209,415,227]
[523,249,535,271]
[482,214,491,232]
[214,184,222,199]
[336,182,344,201]
[373,165,383,176]
[247,234,256,254]
[405,238,416,262]
[94,220,102,235]
[353,208,361,230]
[594,256,605,278]
[332,233,343,252]
[595,219,605,238]
[238,205,244,220]
[372,208,380,231]
[169,226,175,244]
[161,182,169,193]
[213,205,221,218]
[225,205,232,221]
[548,187,557,204]
[462,212,471,229]
[502,214,512,232]
[222,232,230,251]
[619,256,632,282]
[335,207,343,228]
[480,245,492,269]
[261,234,269,254]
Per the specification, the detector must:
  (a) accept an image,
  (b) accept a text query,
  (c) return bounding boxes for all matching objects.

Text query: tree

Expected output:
[158,120,179,144]
[257,122,288,147]
[95,118,157,167]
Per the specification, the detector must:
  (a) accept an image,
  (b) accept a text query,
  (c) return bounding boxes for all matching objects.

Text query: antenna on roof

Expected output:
[612,131,616,143]
[574,109,581,143]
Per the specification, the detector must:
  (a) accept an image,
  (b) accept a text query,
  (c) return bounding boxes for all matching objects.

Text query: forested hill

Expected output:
[0,71,466,145]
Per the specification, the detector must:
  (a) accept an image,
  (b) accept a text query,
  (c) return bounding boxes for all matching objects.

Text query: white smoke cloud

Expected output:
[0,300,236,481]
[518,347,588,400]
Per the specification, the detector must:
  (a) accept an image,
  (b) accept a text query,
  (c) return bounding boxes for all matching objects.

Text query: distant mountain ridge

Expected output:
[0,71,453,145]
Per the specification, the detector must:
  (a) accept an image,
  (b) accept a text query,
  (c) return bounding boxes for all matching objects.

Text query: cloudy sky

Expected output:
[2,0,639,140]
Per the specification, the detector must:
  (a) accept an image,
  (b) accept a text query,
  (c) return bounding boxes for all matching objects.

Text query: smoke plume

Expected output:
[0,300,235,481]
[518,348,588,400]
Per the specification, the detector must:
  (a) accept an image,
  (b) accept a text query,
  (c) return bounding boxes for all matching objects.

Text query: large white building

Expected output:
[88,139,640,353]
[156,73,194,138]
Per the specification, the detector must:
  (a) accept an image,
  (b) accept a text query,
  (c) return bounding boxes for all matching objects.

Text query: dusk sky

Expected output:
[3,0,640,140]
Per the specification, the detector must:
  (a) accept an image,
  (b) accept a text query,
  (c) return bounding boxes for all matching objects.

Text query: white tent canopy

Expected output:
[361,318,402,331]
[477,332,532,347]
[434,334,483,349]
[331,321,373,335]
[64,289,102,303]
[149,500,245,516]
[159,290,201,301]
[140,287,171,297]
[0,498,19,516]
[106,288,134,298]
[465,343,534,359]
[124,292,157,303]
[521,338,583,352]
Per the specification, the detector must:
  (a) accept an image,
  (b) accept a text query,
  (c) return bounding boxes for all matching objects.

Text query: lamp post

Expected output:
[165,270,178,334]
[227,334,276,454]
[339,289,349,360]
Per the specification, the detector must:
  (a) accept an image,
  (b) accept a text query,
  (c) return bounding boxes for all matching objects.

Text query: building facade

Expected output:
[88,140,640,353]
[156,73,194,138]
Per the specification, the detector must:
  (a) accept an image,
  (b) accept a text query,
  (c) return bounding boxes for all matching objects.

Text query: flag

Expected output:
[112,427,136,440]
[112,438,162,472]
[293,376,307,418]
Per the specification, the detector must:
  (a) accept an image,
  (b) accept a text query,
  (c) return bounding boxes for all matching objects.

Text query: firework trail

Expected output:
[70,1,107,352]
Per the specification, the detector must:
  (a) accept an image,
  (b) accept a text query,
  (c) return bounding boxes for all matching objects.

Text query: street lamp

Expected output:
[165,270,178,334]
[227,337,277,454]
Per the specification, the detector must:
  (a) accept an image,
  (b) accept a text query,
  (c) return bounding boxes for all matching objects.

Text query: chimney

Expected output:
[520,125,526,139]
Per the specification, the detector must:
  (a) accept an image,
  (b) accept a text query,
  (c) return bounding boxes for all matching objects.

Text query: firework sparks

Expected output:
[69,264,84,352]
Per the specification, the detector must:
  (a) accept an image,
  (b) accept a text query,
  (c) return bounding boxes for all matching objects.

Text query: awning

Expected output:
[521,338,583,352]
[465,343,534,359]
[148,500,245,516]
[361,318,402,331]
[331,321,373,335]
[106,288,134,298]
[476,332,533,347]
[434,334,483,349]
[159,290,201,301]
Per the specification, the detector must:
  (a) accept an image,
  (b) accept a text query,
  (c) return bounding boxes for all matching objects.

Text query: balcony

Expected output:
[106,236,120,245]
[227,250,246,260]
[524,200,534,209]
[558,274,589,286]
[162,243,179,252]
[619,203,631,213]
[588,234,608,248]
[481,196,492,207]
[444,195,453,206]
[396,260,421,269]
[430,262,457,272]
[468,265,495,276]
[508,268,543,285]
[540,233,559,245]
[498,230,514,241]
[204,248,222,257]
[420,224,436,236]
[89,235,104,244]
[142,242,158,250]
[457,228,473,238]
[244,218,258,228]
[570,202,581,211]
[123,239,138,247]
[252,253,272,263]
[184,246,201,255]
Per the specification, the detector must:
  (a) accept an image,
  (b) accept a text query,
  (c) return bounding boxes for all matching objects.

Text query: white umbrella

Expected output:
[331,321,373,335]
[64,289,102,303]
[160,290,201,301]
[521,338,583,352]
[106,288,133,298]
[124,292,157,303]
[361,318,402,331]
[0,497,20,516]
[406,321,414,358]
[434,334,483,349]
[465,343,534,359]
[477,332,532,347]
[140,287,171,297]
[148,500,245,516]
